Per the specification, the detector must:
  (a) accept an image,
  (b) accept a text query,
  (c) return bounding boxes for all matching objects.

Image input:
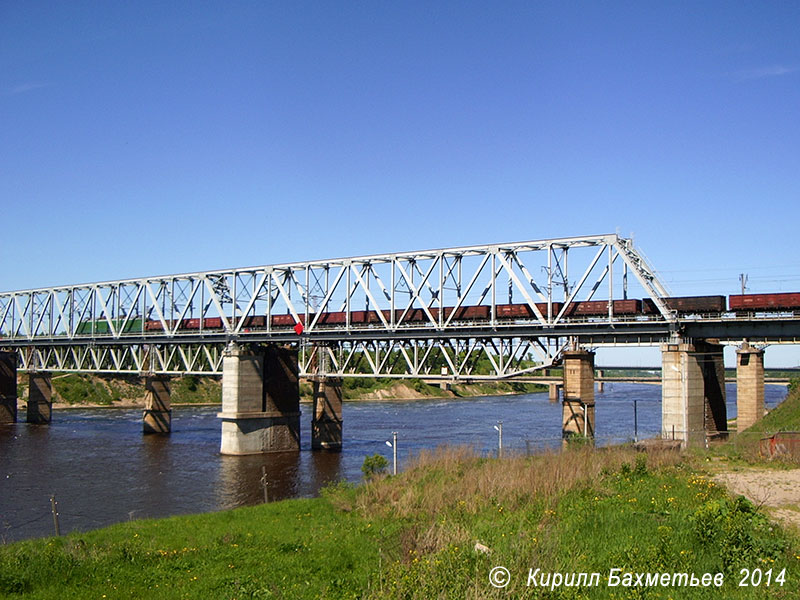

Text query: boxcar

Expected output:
[459,305,491,320]
[394,308,430,322]
[348,311,368,324]
[241,315,266,328]
[494,303,565,319]
[562,300,640,317]
[729,293,800,312]
[145,319,164,331]
[642,296,726,314]
[496,304,531,318]
[316,311,347,325]
[271,314,296,327]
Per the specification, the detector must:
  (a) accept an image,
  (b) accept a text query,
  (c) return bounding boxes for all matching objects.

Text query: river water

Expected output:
[0,383,788,543]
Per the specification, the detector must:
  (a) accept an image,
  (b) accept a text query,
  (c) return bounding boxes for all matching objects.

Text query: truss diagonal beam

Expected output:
[0,234,679,351]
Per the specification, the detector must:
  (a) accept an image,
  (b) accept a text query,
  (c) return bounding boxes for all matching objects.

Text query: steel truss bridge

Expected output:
[1,234,798,379]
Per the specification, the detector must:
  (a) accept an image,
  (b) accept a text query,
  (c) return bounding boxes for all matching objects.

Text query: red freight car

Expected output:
[243,315,266,328]
[667,296,726,313]
[146,317,230,331]
[495,303,565,319]
[393,308,429,322]
[178,319,200,329]
[457,305,491,320]
[349,311,368,324]
[642,296,726,314]
[145,319,165,331]
[729,293,800,312]
[562,299,641,317]
[424,305,492,321]
[272,313,317,327]
[495,304,530,318]
[271,314,296,327]
[315,311,347,325]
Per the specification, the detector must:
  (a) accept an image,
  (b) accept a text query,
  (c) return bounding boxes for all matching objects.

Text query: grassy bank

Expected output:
[306,377,545,401]
[32,374,224,406]
[2,446,798,599]
[718,378,800,463]
[17,374,544,407]
[745,378,800,435]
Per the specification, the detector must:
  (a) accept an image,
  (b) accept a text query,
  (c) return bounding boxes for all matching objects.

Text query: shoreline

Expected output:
[42,388,537,411]
[36,380,792,411]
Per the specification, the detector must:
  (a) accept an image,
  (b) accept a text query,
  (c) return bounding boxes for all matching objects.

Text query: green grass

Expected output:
[23,374,223,406]
[53,374,119,405]
[3,447,799,599]
[170,375,222,404]
[711,378,800,464]
[19,373,541,407]
[746,379,800,434]
[0,497,384,599]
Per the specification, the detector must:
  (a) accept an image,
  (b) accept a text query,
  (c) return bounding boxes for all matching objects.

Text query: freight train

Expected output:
[69,292,800,335]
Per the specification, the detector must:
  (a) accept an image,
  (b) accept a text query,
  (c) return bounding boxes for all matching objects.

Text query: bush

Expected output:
[361,454,389,479]
[692,495,787,574]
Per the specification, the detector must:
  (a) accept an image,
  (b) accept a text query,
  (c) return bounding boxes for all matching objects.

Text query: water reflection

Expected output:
[0,383,789,543]
[216,451,344,509]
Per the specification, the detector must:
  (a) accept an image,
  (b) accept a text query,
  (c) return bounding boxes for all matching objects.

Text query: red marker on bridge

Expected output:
[294,322,304,336]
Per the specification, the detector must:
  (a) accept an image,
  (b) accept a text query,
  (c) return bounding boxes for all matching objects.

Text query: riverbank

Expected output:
[19,373,546,410]
[4,384,799,597]
[2,445,798,598]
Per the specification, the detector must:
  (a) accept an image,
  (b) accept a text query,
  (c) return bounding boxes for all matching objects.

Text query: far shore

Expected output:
[39,387,536,411]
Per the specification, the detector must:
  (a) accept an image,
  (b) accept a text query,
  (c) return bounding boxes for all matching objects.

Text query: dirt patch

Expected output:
[367,383,445,400]
[50,398,146,409]
[713,468,800,531]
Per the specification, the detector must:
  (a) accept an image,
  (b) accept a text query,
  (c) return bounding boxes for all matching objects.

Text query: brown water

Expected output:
[0,383,787,543]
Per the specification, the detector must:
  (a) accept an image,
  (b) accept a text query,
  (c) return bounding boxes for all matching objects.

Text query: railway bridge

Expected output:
[1,234,799,453]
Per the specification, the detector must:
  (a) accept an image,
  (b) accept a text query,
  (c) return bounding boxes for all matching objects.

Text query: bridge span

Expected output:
[1,234,799,453]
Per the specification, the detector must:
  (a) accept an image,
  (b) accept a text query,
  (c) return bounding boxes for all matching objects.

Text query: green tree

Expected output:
[361,454,389,479]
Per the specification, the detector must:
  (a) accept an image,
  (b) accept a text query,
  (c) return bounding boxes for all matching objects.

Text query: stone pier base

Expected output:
[0,351,16,424]
[562,350,595,442]
[661,340,727,446]
[143,375,171,434]
[27,372,52,424]
[219,344,301,455]
[311,377,343,451]
[548,383,560,403]
[736,344,764,432]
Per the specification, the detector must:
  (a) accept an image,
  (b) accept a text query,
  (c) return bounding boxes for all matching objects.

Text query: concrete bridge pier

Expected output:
[143,375,171,434]
[27,372,53,424]
[311,377,343,451]
[219,343,301,455]
[736,343,764,432]
[596,370,605,393]
[562,350,595,442]
[0,351,17,424]
[661,340,727,446]
[548,383,560,403]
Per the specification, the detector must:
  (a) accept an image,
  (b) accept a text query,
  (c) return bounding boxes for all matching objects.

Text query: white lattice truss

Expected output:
[2,234,674,377]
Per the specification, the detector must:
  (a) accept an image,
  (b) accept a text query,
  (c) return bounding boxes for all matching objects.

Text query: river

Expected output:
[0,383,789,543]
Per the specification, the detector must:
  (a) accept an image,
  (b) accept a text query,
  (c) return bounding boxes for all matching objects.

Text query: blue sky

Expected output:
[2,2,799,365]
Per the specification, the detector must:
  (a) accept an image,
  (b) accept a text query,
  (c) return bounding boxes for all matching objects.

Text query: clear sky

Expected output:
[2,2,799,366]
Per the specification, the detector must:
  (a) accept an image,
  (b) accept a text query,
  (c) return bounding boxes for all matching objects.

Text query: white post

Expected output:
[583,403,588,437]
[392,431,398,475]
[494,421,503,458]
